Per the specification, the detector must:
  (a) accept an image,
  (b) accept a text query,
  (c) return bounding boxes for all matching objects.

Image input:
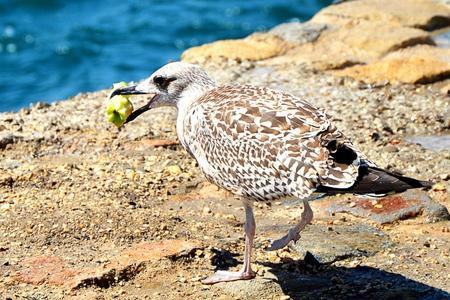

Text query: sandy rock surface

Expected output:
[185,0,450,84]
[1,0,450,299]
[182,33,291,63]
[335,45,450,84]
[311,0,450,30]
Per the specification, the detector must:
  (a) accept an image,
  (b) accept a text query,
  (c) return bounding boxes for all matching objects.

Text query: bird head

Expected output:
[110,62,215,124]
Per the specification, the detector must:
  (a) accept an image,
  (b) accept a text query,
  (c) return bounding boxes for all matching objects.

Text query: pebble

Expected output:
[439,173,449,181]
[383,145,399,153]
[432,182,447,191]
[178,277,187,283]
[167,165,182,176]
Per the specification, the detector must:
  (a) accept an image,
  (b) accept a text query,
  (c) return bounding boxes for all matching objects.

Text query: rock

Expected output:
[435,78,450,95]
[265,38,361,70]
[140,139,179,147]
[334,45,450,84]
[166,165,182,176]
[202,206,212,214]
[438,0,450,8]
[0,133,16,149]
[181,33,290,63]
[326,189,450,224]
[432,182,447,191]
[439,173,450,181]
[269,22,328,45]
[14,256,84,286]
[311,0,450,31]
[290,223,391,264]
[383,144,399,153]
[405,135,450,152]
[433,26,450,48]
[0,174,14,188]
[14,240,199,289]
[422,197,450,223]
[320,23,433,59]
[266,22,433,70]
[212,277,284,299]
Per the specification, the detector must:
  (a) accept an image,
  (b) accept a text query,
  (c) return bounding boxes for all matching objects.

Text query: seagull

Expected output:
[110,62,431,284]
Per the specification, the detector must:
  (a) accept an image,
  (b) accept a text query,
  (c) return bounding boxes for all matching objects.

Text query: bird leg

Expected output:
[202,200,256,284]
[266,199,313,251]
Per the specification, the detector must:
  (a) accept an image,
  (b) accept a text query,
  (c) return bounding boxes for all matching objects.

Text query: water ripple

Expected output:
[0,0,332,112]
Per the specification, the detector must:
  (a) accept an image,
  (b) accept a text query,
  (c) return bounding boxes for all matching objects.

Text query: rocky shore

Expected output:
[1,0,450,299]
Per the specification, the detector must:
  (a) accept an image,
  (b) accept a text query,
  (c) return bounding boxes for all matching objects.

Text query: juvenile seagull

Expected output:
[111,62,430,284]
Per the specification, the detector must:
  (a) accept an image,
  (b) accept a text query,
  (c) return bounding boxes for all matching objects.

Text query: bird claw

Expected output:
[266,232,301,251]
[202,270,255,285]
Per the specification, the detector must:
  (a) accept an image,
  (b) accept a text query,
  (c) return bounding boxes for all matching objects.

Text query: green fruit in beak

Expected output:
[105,83,134,128]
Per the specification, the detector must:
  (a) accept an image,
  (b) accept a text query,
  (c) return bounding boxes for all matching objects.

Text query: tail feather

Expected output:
[316,166,432,195]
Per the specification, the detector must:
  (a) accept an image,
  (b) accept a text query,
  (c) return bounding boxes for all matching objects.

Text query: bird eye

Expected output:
[153,75,165,86]
[153,76,177,89]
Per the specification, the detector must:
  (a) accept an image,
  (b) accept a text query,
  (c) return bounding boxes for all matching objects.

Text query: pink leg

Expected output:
[202,200,256,284]
[266,199,313,251]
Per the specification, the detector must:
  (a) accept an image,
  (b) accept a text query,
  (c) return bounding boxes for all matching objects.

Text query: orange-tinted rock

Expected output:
[14,240,199,289]
[334,45,450,83]
[322,23,433,58]
[181,33,290,63]
[15,256,67,285]
[354,196,411,214]
[312,0,450,30]
[141,138,179,147]
[324,189,449,224]
[265,22,433,71]
[265,40,362,70]
[71,240,199,289]
[109,240,197,267]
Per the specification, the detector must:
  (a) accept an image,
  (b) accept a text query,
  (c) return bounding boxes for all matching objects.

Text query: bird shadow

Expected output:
[261,254,450,300]
[209,247,240,271]
[209,249,449,300]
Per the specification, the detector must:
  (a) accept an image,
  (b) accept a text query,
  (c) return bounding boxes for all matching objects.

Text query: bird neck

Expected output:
[176,80,215,114]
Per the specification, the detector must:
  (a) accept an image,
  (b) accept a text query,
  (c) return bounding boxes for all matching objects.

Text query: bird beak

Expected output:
[109,85,147,98]
[110,84,159,124]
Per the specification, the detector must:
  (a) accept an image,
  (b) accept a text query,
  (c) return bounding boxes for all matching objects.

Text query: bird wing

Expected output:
[183,85,363,198]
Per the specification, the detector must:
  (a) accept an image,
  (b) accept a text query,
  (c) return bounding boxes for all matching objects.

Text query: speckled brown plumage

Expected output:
[179,84,364,201]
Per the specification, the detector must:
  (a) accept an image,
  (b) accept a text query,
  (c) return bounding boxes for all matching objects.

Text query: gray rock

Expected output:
[269,22,328,45]
[436,0,450,7]
[405,135,450,152]
[0,133,17,149]
[422,198,450,223]
[433,27,450,48]
[212,277,284,299]
[0,159,22,169]
[383,144,399,153]
[290,223,391,264]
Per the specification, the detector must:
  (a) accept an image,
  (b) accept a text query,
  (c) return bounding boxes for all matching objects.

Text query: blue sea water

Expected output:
[0,0,332,112]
